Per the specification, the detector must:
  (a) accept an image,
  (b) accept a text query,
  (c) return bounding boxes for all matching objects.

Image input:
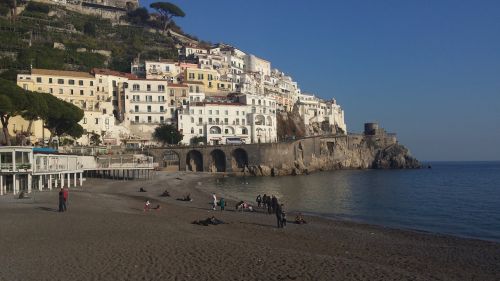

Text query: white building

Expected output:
[124,79,176,140]
[178,93,277,145]
[297,93,346,134]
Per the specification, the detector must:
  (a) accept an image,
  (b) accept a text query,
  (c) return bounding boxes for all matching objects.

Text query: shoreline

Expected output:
[1,172,499,280]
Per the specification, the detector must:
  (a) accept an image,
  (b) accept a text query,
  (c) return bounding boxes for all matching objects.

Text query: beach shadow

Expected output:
[238,221,273,228]
[36,206,59,212]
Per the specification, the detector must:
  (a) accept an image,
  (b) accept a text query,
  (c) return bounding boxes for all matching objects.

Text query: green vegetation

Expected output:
[149,2,185,32]
[190,136,206,145]
[0,1,186,73]
[0,79,84,145]
[153,124,183,146]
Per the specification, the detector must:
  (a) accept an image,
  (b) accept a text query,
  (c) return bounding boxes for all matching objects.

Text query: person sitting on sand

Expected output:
[144,200,151,211]
[139,187,147,192]
[160,190,170,197]
[295,213,307,224]
[176,193,192,202]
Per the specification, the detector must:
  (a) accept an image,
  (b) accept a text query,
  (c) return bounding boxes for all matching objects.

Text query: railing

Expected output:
[130,100,166,104]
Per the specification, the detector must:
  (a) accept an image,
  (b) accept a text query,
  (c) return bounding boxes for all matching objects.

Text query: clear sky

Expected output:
[141,0,500,161]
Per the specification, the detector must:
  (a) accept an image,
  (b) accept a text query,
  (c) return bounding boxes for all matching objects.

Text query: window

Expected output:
[135,116,139,123]
[182,90,187,96]
[209,110,212,115]
[225,128,229,134]
[199,110,202,114]
[36,77,42,83]
[160,106,164,112]
[80,90,84,95]
[112,91,117,97]
[191,128,194,134]
[78,80,83,86]
[112,80,116,87]
[103,109,107,114]
[158,96,164,102]
[133,95,140,101]
[147,106,151,112]
[196,86,200,93]
[147,84,151,91]
[189,73,195,79]
[199,129,203,134]
[49,78,53,83]
[169,89,175,96]
[224,118,228,124]
[165,66,170,72]
[70,89,74,95]
[170,100,174,106]
[99,79,102,83]
[133,84,140,91]
[170,108,174,114]
[90,90,94,96]
[216,110,219,115]
[134,106,139,112]
[198,117,202,124]
[68,80,75,85]
[225,110,228,115]
[252,99,255,105]
[49,88,53,94]
[158,85,165,92]
[147,116,152,123]
[160,116,164,123]
[191,117,194,123]
[59,89,63,94]
[95,118,99,124]
[57,79,64,84]
[236,111,239,116]
[146,96,152,102]
[90,81,94,86]
[197,74,204,80]
[208,118,213,123]
[105,118,109,125]
[242,119,246,125]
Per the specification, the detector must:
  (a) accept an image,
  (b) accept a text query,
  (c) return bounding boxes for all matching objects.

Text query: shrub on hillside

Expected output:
[26,2,50,14]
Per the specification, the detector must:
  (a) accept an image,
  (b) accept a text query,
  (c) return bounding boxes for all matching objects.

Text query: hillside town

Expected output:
[12,43,346,147]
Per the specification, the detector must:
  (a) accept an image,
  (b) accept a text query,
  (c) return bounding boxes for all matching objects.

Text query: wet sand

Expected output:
[0,171,499,281]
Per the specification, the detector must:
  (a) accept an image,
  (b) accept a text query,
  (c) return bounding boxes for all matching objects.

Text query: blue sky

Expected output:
[141,0,500,161]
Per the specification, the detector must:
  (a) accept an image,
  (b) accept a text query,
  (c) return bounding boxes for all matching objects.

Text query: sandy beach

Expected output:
[0,171,499,281]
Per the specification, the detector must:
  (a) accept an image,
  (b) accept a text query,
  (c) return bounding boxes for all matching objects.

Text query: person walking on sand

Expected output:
[58,188,65,212]
[281,204,287,227]
[220,197,225,211]
[271,195,278,213]
[63,186,69,211]
[256,194,262,208]
[212,193,217,211]
[275,202,283,228]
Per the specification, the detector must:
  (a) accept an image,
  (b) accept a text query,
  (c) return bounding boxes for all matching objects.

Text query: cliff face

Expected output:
[246,134,420,177]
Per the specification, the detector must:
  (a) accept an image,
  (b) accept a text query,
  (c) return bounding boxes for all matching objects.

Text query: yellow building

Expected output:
[183,68,232,94]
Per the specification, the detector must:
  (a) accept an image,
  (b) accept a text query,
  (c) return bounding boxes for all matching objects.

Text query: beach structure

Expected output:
[0,147,154,196]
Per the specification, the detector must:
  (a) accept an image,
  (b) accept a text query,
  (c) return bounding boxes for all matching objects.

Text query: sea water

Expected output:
[206,162,500,242]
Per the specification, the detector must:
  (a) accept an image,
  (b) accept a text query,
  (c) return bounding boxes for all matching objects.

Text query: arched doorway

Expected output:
[231,148,248,171]
[163,150,180,171]
[186,150,203,172]
[210,149,226,172]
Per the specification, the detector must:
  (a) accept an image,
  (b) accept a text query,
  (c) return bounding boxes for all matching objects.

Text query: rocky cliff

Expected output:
[246,134,420,177]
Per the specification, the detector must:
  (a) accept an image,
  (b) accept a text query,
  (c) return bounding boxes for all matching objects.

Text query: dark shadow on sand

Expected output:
[36,206,59,212]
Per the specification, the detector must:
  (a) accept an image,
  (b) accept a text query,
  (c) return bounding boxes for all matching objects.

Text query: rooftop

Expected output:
[92,68,137,79]
[31,69,94,79]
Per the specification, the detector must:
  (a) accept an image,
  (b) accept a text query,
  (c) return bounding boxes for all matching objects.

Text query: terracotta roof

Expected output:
[32,69,94,78]
[92,68,137,79]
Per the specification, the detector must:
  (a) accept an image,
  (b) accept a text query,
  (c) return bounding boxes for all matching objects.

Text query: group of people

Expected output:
[211,193,226,211]
[256,194,286,228]
[58,187,69,212]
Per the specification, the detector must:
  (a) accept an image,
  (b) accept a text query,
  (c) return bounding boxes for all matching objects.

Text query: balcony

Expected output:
[130,100,166,104]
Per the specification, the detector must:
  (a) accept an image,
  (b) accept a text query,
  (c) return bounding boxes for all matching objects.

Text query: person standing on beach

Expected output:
[212,193,217,211]
[267,196,272,214]
[58,189,65,212]
[281,204,287,227]
[275,203,283,228]
[271,195,278,214]
[220,197,225,211]
[256,194,262,208]
[63,186,69,211]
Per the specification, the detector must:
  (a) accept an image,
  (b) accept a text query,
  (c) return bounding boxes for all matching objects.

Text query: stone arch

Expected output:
[210,149,226,172]
[163,150,180,171]
[255,115,265,125]
[240,126,248,135]
[186,150,203,172]
[225,126,235,135]
[209,126,222,134]
[231,148,248,171]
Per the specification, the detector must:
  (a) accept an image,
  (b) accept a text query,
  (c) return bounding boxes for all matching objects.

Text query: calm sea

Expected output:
[204,162,500,242]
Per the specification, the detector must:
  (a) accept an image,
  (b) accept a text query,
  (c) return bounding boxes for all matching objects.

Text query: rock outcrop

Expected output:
[246,133,420,177]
